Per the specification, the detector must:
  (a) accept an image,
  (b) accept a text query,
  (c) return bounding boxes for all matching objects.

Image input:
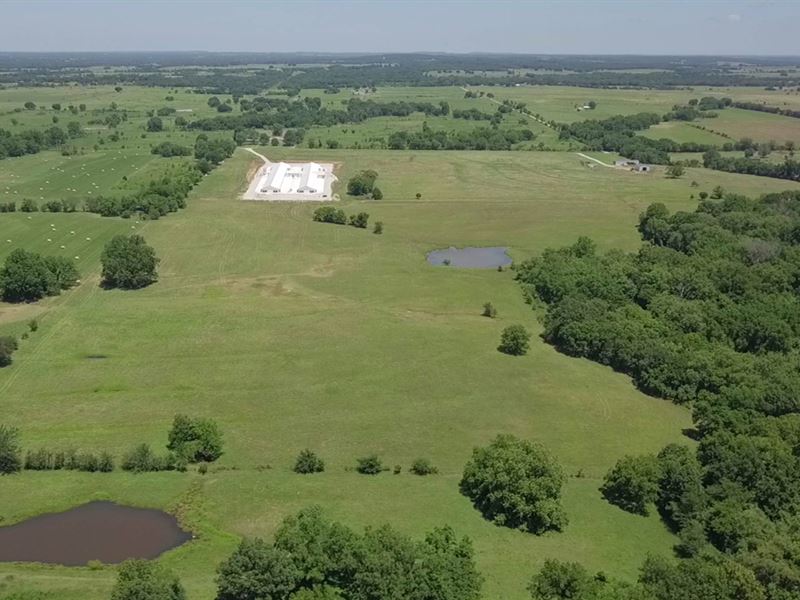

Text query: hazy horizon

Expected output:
[1,0,798,55]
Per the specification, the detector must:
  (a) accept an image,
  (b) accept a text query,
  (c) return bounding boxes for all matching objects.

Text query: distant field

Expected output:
[471,85,697,123]
[641,121,728,145]
[695,108,800,144]
[3,146,800,599]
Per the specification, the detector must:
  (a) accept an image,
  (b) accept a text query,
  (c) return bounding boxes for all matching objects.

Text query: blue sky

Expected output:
[0,0,797,55]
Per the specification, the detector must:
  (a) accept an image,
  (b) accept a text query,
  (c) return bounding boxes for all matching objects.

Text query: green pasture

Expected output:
[695,107,800,144]
[3,146,800,599]
[641,121,728,145]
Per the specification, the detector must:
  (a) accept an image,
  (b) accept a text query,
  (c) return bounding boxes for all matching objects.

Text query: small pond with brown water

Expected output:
[0,501,192,565]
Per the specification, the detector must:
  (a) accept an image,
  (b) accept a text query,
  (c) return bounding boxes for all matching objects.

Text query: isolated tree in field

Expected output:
[666,164,685,179]
[0,425,22,474]
[0,336,18,368]
[110,559,185,600]
[294,449,325,474]
[207,96,221,108]
[373,221,383,235]
[482,302,497,318]
[0,249,57,302]
[24,101,35,110]
[600,454,660,515]
[460,434,567,533]
[415,192,422,199]
[101,235,159,289]
[498,324,531,355]
[216,539,300,600]
[146,116,163,132]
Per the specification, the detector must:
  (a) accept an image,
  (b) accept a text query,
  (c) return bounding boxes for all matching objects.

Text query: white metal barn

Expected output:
[244,159,336,201]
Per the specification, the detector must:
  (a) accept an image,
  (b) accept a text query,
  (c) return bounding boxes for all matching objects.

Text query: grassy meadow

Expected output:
[3,77,800,600]
[3,143,800,599]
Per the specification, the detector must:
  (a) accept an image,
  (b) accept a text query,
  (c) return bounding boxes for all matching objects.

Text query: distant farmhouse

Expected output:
[615,159,651,173]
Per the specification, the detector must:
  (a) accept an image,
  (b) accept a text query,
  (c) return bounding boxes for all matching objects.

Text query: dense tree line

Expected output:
[85,160,203,219]
[559,113,669,163]
[451,108,496,121]
[3,53,798,91]
[24,448,114,472]
[516,189,800,600]
[388,125,534,150]
[703,148,800,181]
[312,207,370,229]
[732,100,800,120]
[187,97,452,133]
[151,141,192,157]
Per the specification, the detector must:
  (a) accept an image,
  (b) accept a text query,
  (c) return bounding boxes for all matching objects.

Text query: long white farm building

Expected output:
[244,159,337,201]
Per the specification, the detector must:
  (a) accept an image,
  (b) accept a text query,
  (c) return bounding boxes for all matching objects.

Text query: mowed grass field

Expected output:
[696,107,800,144]
[3,146,800,599]
[641,121,729,145]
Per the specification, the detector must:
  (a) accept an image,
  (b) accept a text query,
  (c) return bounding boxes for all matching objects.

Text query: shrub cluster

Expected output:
[151,141,192,157]
[410,457,438,475]
[0,425,22,474]
[24,448,114,472]
[111,559,186,600]
[166,414,224,463]
[40,198,79,213]
[293,449,324,474]
[0,336,18,368]
[355,454,384,474]
[85,160,202,219]
[216,507,482,600]
[121,443,182,473]
[0,249,79,303]
[346,169,379,197]
[312,206,370,229]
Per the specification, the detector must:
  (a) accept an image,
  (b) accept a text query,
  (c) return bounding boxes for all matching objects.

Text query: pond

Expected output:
[426,246,512,269]
[0,501,192,566]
